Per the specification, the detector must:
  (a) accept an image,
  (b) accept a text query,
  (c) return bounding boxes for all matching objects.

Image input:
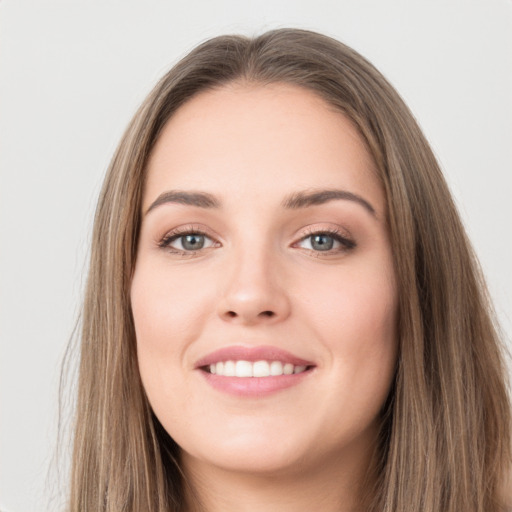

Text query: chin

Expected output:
[184,446,308,477]
[178,426,314,476]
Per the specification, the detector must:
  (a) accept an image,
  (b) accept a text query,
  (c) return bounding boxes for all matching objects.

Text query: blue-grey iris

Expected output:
[311,234,334,251]
[182,234,205,250]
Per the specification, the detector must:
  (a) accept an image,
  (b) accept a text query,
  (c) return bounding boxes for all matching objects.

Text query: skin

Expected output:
[131,83,398,512]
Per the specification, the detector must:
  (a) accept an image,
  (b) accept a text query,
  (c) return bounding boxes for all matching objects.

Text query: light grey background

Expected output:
[1,1,510,511]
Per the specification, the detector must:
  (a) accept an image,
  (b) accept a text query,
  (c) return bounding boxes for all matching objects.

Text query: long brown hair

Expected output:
[67,28,511,511]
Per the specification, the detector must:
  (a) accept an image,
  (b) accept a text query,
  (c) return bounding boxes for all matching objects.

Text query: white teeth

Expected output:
[253,360,270,377]
[269,361,283,376]
[223,360,236,377]
[207,360,309,377]
[235,360,253,377]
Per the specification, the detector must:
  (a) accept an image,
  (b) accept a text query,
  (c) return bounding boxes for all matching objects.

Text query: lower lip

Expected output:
[199,369,313,397]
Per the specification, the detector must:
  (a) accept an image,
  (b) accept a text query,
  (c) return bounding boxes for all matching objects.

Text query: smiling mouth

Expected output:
[195,345,316,396]
[202,360,313,377]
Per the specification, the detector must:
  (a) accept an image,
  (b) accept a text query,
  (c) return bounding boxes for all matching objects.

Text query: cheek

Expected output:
[131,261,214,356]
[298,258,398,391]
[130,261,215,415]
[300,257,397,335]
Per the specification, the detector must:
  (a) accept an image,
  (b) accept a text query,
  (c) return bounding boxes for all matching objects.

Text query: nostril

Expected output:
[222,309,277,321]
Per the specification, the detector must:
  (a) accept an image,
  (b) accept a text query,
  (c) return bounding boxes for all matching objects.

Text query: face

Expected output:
[131,84,398,479]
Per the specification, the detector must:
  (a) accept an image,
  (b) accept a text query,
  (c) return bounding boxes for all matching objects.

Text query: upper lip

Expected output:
[194,345,315,369]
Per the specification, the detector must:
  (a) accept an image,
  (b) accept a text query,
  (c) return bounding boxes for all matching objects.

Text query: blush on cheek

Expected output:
[131,269,216,372]
[312,270,397,373]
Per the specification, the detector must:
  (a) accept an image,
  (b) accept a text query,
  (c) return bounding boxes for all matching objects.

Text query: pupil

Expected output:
[182,234,204,250]
[311,234,333,251]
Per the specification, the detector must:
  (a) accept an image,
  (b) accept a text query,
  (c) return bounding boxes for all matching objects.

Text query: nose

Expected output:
[216,247,291,326]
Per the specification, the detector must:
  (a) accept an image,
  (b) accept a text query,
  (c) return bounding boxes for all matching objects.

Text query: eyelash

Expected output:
[158,226,356,256]
[295,227,356,255]
[158,225,217,255]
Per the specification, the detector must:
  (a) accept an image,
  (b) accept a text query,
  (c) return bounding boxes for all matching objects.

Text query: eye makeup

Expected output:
[157,223,357,258]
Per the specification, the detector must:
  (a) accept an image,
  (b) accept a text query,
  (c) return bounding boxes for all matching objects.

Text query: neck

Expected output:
[181,438,378,512]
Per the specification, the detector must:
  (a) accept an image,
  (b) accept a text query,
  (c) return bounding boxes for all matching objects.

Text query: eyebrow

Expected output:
[281,189,376,216]
[145,188,376,216]
[145,190,221,214]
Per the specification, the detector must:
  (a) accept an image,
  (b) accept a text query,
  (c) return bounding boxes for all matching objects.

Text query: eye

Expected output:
[159,230,217,253]
[296,230,356,253]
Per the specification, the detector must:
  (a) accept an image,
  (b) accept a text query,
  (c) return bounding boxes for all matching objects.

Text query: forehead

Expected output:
[144,83,384,215]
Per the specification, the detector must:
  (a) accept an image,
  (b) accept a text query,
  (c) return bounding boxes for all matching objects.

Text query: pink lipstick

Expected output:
[195,345,315,397]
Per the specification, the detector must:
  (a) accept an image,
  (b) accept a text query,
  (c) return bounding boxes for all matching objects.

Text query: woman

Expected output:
[68,28,511,511]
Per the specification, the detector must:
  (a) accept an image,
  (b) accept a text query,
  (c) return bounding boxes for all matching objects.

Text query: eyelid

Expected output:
[156,223,356,256]
[291,225,356,253]
[158,224,221,254]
